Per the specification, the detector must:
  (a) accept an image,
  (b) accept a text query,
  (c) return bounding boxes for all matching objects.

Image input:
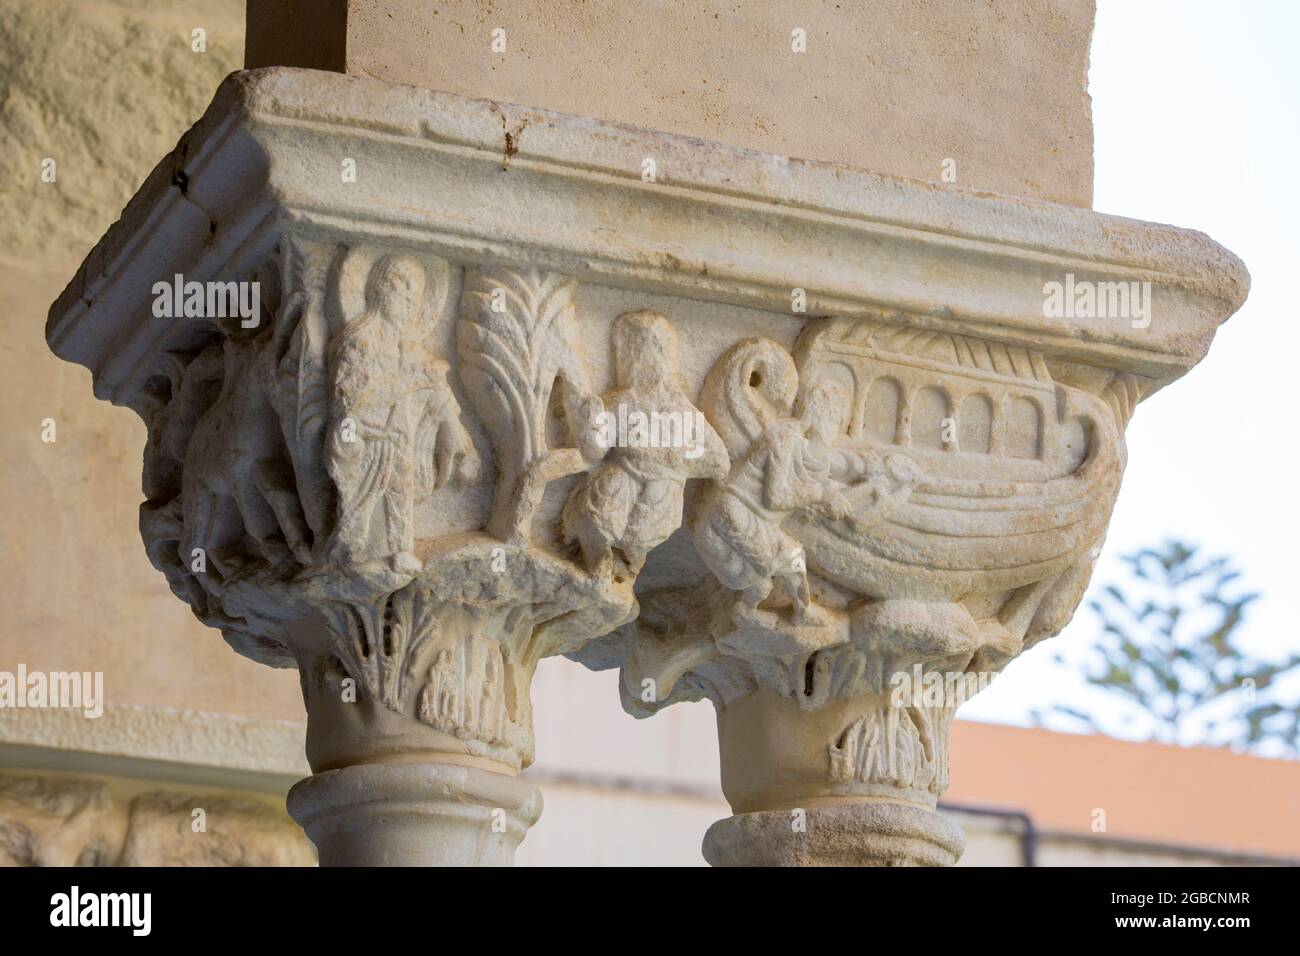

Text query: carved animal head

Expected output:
[700,337,799,459]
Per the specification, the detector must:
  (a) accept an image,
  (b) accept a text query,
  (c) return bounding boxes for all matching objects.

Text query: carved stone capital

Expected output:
[127,234,652,779]
[594,320,1146,863]
[47,68,1246,866]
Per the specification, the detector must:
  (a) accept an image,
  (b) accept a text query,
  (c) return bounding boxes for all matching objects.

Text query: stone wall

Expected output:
[0,0,310,865]
[0,0,305,721]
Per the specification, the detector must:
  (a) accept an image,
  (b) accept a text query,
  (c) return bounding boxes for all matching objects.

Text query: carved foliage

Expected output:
[458,268,594,541]
[828,705,951,796]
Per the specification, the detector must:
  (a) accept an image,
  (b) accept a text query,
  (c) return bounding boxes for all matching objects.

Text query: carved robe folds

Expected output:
[133,244,706,864]
[46,69,1247,866]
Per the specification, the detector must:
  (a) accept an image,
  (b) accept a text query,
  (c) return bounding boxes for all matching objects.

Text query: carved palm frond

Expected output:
[458,268,578,459]
[457,267,589,537]
[267,243,341,546]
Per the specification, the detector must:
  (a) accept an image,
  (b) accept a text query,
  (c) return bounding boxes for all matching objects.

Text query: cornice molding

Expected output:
[49,67,1248,410]
[0,704,308,794]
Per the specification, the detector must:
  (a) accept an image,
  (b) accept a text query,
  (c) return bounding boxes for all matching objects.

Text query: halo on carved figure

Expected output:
[327,246,453,341]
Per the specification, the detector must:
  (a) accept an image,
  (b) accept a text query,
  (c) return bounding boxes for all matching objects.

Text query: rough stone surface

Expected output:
[247,0,1096,206]
[0,771,313,867]
[0,0,244,263]
[0,773,120,866]
[0,1,309,871]
[120,789,314,866]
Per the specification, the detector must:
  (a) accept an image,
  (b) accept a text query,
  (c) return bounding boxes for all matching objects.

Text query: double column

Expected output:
[132,246,655,865]
[45,68,1247,866]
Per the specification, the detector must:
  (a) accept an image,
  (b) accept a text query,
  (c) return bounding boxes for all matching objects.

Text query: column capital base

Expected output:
[703,802,964,867]
[287,762,542,866]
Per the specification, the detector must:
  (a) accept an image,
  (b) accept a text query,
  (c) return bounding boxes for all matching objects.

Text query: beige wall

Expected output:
[0,0,304,724]
[248,0,1096,207]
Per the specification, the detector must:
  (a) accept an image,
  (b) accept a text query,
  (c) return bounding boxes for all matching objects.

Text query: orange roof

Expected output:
[946,720,1300,858]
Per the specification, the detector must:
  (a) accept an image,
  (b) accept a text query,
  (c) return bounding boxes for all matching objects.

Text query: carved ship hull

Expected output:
[790,319,1124,602]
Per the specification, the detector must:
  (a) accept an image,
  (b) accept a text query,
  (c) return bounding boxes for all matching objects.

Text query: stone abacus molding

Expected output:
[47,68,1247,866]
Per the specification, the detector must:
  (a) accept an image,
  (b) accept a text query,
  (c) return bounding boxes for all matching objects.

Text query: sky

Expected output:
[960,0,1300,741]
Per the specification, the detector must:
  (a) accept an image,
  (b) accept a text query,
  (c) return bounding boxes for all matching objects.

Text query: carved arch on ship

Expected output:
[790,316,1126,604]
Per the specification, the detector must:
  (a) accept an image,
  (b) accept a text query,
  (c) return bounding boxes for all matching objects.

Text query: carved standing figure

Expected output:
[326,255,478,572]
[564,311,728,574]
